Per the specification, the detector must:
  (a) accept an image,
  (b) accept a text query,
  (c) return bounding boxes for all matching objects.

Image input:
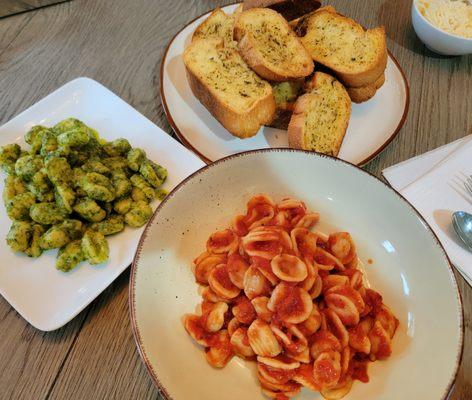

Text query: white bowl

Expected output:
[130,150,463,400]
[412,0,472,55]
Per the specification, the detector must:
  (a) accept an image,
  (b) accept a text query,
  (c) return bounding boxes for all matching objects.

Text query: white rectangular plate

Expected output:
[0,77,205,331]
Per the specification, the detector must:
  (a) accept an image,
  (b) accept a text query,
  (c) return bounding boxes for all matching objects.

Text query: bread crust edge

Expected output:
[287,73,351,156]
[184,63,276,139]
[347,72,386,103]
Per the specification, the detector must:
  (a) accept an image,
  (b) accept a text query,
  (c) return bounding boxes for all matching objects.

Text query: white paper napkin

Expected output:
[383,135,472,287]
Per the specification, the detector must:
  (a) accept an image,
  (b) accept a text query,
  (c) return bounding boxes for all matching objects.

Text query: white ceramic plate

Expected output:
[160,4,410,165]
[131,149,463,400]
[0,77,205,331]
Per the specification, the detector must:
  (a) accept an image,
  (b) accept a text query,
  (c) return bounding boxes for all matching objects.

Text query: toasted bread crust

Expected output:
[298,9,388,88]
[184,42,276,139]
[192,8,236,47]
[336,27,387,88]
[287,93,311,149]
[288,72,351,155]
[234,8,314,81]
[347,72,385,103]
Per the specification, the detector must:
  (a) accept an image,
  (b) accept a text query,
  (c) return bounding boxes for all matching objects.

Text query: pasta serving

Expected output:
[416,0,472,38]
[183,195,399,400]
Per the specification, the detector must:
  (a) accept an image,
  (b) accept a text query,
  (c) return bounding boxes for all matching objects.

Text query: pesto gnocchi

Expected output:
[1,118,168,271]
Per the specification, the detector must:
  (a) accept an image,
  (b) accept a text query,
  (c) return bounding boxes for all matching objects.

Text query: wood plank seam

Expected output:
[0,12,34,59]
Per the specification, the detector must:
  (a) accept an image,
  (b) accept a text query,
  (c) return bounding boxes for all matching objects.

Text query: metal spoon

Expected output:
[452,211,472,251]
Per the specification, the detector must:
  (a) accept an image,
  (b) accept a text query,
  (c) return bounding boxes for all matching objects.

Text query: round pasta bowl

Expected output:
[130,149,463,400]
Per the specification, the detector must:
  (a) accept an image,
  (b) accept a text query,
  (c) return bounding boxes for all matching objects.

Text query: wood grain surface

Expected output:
[0,0,470,399]
[0,0,69,18]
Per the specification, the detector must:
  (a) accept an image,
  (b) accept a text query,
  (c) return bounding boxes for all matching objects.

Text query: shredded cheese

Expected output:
[416,0,472,38]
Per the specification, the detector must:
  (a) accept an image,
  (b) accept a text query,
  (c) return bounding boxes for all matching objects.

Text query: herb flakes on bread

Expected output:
[288,71,351,156]
[192,8,237,47]
[297,7,387,88]
[183,38,275,139]
[234,8,314,81]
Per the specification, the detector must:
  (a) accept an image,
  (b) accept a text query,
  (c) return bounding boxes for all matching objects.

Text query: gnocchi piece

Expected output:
[81,135,103,158]
[38,191,55,203]
[50,145,71,158]
[81,158,110,175]
[59,219,85,240]
[102,156,129,171]
[139,161,166,188]
[127,148,146,171]
[89,214,124,236]
[72,167,86,189]
[0,143,21,174]
[124,200,152,227]
[130,174,154,201]
[155,188,168,201]
[6,192,36,221]
[57,126,90,147]
[40,130,59,156]
[40,225,71,250]
[25,125,51,154]
[55,185,76,213]
[131,187,148,202]
[103,138,131,157]
[111,170,132,198]
[56,240,85,272]
[27,170,51,198]
[81,230,109,265]
[45,157,72,185]
[73,198,106,222]
[14,155,44,181]
[53,117,87,134]
[3,175,26,203]
[30,202,67,225]
[6,221,33,252]
[150,160,168,183]
[39,219,84,250]
[25,224,45,258]
[81,172,115,202]
[113,197,132,215]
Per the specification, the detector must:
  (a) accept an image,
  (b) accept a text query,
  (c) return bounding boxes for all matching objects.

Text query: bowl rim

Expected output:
[412,0,472,42]
[159,2,411,167]
[129,148,464,400]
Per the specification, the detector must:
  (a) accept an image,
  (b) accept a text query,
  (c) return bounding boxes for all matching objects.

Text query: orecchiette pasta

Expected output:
[207,229,238,254]
[271,254,307,282]
[244,265,271,300]
[251,296,273,322]
[248,319,283,357]
[230,327,255,358]
[232,295,257,324]
[227,253,250,289]
[208,264,241,299]
[268,283,313,324]
[194,252,227,285]
[183,195,398,399]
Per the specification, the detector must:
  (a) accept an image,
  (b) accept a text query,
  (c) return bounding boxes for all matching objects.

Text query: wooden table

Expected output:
[0,0,470,399]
